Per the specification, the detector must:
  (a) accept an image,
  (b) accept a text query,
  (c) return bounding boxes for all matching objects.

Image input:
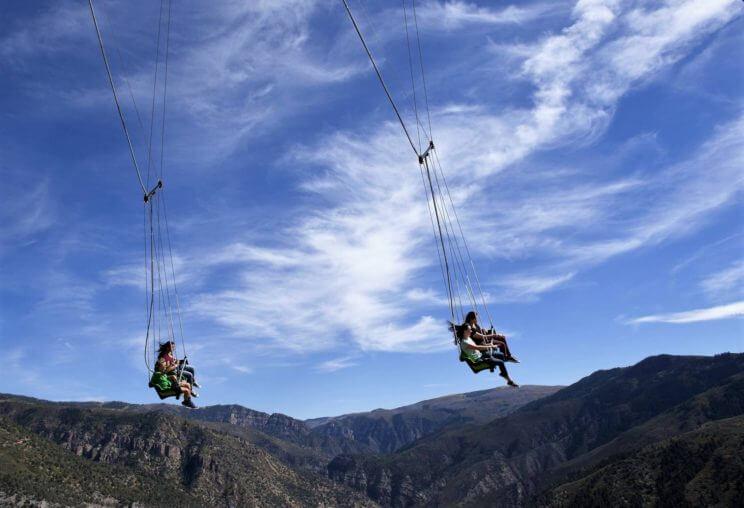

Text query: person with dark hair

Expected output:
[461,311,518,363]
[156,340,201,393]
[456,311,518,387]
[177,357,201,389]
[160,339,201,390]
[154,341,197,408]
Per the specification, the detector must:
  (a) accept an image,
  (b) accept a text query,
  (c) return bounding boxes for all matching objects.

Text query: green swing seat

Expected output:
[149,372,181,400]
[459,350,496,374]
[452,322,505,375]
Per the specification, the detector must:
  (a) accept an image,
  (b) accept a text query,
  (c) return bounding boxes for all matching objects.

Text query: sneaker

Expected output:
[193,382,201,388]
[507,380,519,388]
[506,356,520,363]
[182,400,197,409]
[191,391,199,398]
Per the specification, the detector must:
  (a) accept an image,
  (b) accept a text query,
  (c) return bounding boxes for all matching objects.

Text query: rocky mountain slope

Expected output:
[306,385,561,454]
[54,383,557,457]
[1,353,741,507]
[0,397,373,507]
[537,414,744,507]
[327,353,744,506]
[0,414,195,507]
[0,383,554,506]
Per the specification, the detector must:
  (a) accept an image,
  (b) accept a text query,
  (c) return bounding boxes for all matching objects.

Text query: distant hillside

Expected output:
[0,414,196,507]
[537,415,744,507]
[327,353,744,506]
[306,385,561,454]
[0,397,373,507]
[0,383,554,506]
[1,353,741,507]
[39,383,556,457]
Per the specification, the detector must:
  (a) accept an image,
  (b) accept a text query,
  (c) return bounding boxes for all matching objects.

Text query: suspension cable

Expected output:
[411,0,433,141]
[430,157,479,312]
[402,0,422,153]
[159,0,173,182]
[423,157,454,320]
[99,4,149,149]
[88,0,147,196]
[161,189,188,361]
[144,203,156,374]
[433,148,494,328]
[145,0,167,188]
[340,0,419,157]
[342,0,494,332]
[418,165,449,310]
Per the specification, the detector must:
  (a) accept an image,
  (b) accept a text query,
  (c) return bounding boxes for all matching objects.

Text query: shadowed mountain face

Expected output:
[326,353,744,507]
[536,415,744,508]
[305,385,562,454]
[0,414,197,507]
[0,383,554,506]
[1,353,741,507]
[51,384,558,457]
[0,398,373,507]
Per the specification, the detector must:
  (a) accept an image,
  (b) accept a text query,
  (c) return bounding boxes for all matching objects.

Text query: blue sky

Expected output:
[1,0,742,419]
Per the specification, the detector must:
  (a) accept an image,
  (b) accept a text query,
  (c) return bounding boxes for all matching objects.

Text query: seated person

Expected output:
[460,325,518,387]
[461,311,518,363]
[159,340,201,392]
[154,341,197,408]
[175,355,201,389]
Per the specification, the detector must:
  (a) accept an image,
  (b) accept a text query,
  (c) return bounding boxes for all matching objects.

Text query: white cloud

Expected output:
[1,1,369,169]
[0,3,89,61]
[153,109,742,356]
[497,272,576,300]
[0,179,56,251]
[467,0,740,176]
[52,0,744,364]
[700,261,744,299]
[406,288,449,306]
[628,301,744,324]
[316,356,358,373]
[416,1,563,30]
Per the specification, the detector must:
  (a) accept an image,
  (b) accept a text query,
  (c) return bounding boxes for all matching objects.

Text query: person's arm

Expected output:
[159,356,177,373]
[475,330,506,342]
[475,343,498,351]
[156,357,170,373]
[461,341,495,352]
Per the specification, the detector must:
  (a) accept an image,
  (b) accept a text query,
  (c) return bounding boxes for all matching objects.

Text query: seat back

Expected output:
[459,351,494,374]
[148,381,181,400]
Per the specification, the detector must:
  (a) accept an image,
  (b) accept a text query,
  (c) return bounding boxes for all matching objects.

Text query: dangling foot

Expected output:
[193,381,201,388]
[191,391,199,398]
[506,356,520,363]
[182,399,198,409]
[507,379,519,388]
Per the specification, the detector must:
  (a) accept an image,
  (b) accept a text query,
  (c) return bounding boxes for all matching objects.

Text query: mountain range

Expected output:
[1,353,741,506]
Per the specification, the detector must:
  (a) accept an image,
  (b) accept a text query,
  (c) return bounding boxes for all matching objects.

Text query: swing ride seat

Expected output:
[459,351,496,374]
[148,373,181,400]
[149,382,181,400]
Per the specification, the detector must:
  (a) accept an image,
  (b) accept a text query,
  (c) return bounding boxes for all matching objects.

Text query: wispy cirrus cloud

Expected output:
[315,356,358,373]
[460,111,743,301]
[0,178,56,252]
[628,301,744,325]
[187,127,447,353]
[416,1,565,30]
[2,1,368,168]
[0,2,89,61]
[700,261,744,299]
[496,272,576,301]
[94,0,743,359]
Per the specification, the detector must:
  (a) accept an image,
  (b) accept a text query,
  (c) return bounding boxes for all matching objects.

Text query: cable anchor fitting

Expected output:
[418,140,435,165]
[143,180,163,203]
